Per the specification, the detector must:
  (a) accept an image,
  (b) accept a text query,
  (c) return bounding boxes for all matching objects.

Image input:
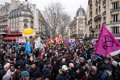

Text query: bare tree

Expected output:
[44,2,71,37]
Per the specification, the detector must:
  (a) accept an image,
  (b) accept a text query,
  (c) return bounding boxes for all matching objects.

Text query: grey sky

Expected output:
[0,0,88,19]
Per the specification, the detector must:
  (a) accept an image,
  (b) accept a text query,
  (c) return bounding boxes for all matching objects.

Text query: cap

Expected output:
[21,71,29,79]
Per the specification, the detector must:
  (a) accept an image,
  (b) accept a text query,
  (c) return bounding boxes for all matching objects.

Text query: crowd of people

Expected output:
[0,40,120,80]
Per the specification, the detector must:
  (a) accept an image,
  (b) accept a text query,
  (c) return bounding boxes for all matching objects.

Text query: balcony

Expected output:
[95,24,101,29]
[103,11,106,15]
[88,0,92,6]
[111,0,119,3]
[94,14,101,21]
[110,20,120,24]
[103,0,106,4]
[88,18,92,24]
[113,34,120,37]
[111,7,120,13]
[103,22,106,24]
[89,27,96,32]
[96,0,100,4]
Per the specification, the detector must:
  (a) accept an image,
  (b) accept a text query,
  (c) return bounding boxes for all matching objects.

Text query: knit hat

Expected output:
[62,65,68,71]
[69,63,74,68]
[79,57,84,62]
[112,61,118,67]
[21,71,29,79]
[4,63,10,69]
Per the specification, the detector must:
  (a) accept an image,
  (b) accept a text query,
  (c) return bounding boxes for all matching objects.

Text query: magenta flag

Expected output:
[64,39,69,47]
[95,24,120,56]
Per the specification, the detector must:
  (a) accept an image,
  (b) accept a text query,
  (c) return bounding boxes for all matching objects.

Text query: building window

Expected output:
[111,14,118,22]
[99,6,101,13]
[96,9,98,14]
[103,17,106,23]
[111,27,119,34]
[103,6,106,12]
[99,24,100,28]
[96,34,98,36]
[112,2,119,10]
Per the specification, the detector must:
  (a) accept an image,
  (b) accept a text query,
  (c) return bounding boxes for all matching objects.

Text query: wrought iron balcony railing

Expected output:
[94,14,101,21]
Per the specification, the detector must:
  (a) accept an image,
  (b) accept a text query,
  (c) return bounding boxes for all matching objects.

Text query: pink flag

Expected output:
[95,24,120,56]
[64,39,69,47]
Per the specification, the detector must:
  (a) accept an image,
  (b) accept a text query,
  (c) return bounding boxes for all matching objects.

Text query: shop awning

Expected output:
[3,37,18,40]
[7,32,22,36]
[0,32,7,34]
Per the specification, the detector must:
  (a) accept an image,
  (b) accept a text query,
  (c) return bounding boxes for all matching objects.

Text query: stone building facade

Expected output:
[68,6,87,39]
[87,0,120,38]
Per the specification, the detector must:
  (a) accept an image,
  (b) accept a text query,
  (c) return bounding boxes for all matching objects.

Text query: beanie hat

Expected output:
[69,63,74,68]
[4,63,10,69]
[112,61,118,67]
[21,71,29,79]
[79,57,84,62]
[62,65,68,71]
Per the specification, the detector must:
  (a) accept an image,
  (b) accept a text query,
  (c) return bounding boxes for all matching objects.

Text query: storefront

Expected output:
[3,32,22,41]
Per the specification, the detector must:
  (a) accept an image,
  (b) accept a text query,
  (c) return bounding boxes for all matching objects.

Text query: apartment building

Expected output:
[0,3,10,38]
[0,0,50,39]
[69,6,87,38]
[87,0,120,38]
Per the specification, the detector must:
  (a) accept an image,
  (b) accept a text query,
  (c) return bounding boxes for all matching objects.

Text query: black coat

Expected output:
[112,66,119,80]
[68,69,76,80]
[0,69,6,78]
[42,67,52,79]
[56,73,68,80]
[29,67,40,79]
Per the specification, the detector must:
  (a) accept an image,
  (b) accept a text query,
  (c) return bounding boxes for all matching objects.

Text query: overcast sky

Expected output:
[0,0,88,19]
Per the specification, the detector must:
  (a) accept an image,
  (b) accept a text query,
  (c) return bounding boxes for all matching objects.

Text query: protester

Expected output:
[21,71,30,80]
[0,36,120,80]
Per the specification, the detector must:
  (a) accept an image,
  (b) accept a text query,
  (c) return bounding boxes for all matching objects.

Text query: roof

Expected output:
[76,6,85,16]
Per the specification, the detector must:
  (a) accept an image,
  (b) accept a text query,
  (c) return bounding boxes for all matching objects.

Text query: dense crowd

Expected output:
[0,41,120,80]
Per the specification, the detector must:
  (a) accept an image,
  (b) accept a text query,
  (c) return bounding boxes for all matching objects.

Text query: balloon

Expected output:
[22,28,36,41]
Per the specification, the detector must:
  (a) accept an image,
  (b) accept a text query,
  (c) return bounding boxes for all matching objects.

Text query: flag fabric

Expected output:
[55,36,62,44]
[75,39,80,46]
[69,39,76,48]
[25,40,31,55]
[34,39,39,49]
[64,39,70,47]
[95,24,120,56]
[45,38,54,46]
[35,37,43,49]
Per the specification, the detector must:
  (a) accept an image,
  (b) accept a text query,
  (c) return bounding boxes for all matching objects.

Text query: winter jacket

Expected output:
[56,69,68,80]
